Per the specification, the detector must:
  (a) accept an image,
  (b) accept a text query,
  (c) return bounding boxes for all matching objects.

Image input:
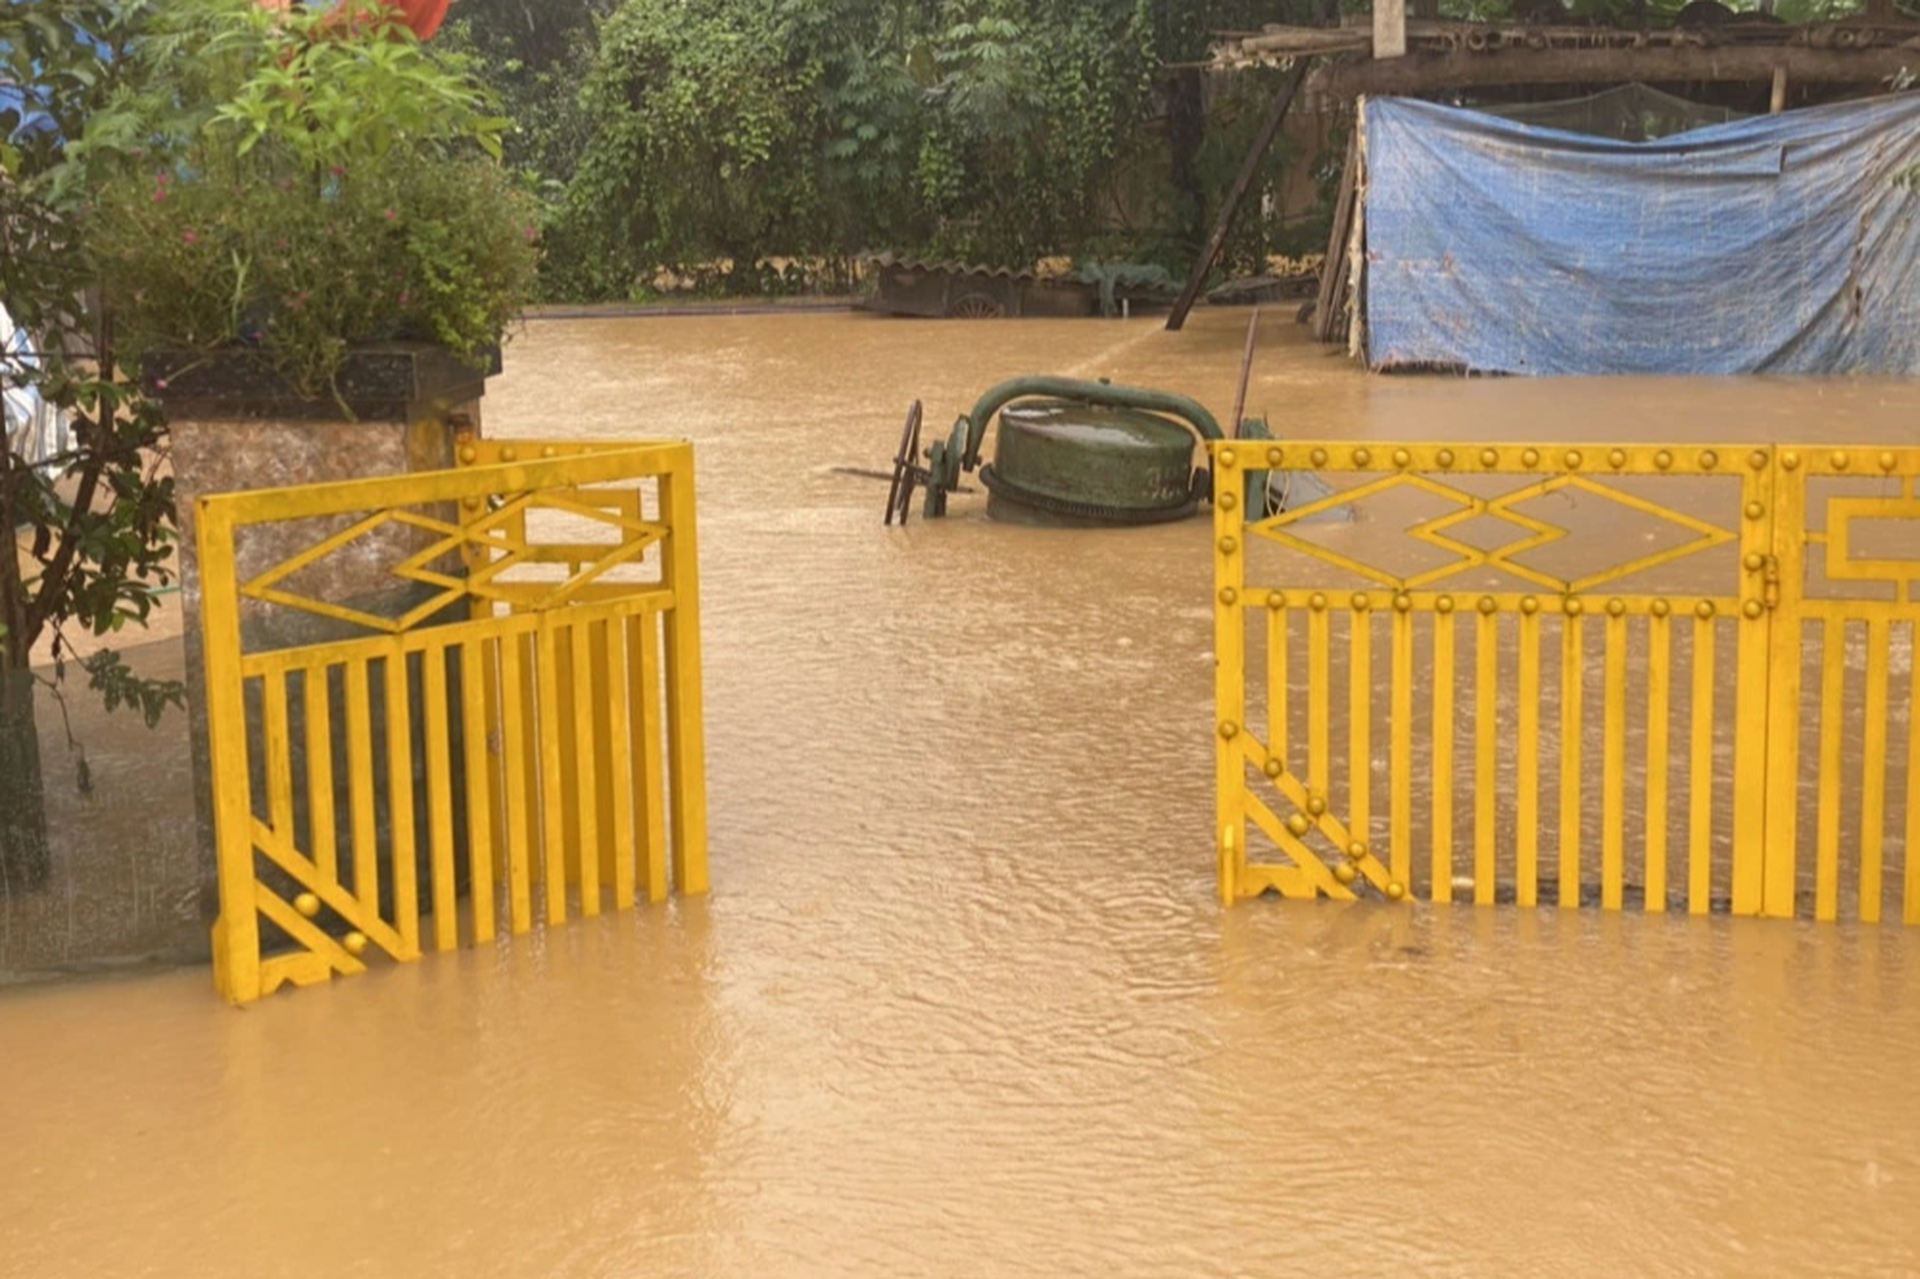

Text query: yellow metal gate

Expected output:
[1212,440,1920,925]
[197,438,707,1003]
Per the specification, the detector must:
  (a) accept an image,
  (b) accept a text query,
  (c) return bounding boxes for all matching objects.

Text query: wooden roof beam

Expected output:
[1312,44,1920,96]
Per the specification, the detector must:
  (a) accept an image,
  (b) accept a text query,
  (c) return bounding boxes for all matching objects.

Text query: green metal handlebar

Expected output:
[958,375,1224,471]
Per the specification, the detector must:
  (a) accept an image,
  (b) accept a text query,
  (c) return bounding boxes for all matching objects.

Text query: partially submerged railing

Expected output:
[1214,439,1920,924]
[197,438,707,1003]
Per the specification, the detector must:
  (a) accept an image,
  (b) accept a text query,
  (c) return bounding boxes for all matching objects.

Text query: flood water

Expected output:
[5,310,1920,1276]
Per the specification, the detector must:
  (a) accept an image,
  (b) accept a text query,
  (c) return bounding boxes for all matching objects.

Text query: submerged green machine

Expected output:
[884,375,1288,528]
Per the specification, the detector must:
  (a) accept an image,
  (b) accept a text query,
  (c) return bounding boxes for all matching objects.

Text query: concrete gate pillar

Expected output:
[145,344,495,934]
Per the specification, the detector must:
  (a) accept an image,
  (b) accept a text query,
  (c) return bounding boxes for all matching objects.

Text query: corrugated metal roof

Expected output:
[861,252,1037,281]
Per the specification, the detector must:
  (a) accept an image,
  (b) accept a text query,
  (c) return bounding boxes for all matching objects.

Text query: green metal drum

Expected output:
[981,399,1199,527]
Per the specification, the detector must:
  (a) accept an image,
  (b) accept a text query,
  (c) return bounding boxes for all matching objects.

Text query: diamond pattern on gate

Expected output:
[1251,471,1736,593]
[240,491,666,632]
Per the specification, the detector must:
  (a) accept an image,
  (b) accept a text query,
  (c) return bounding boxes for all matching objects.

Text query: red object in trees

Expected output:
[386,0,451,39]
[311,0,451,41]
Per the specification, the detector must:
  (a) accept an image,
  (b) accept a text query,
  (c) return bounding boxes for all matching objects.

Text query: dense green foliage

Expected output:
[2,0,538,727]
[530,0,1322,299]
[455,0,1908,300]
[1,0,178,693]
[87,0,539,397]
[436,0,613,194]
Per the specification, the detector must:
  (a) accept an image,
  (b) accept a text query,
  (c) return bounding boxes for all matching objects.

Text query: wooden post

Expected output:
[1312,132,1360,345]
[1164,59,1312,332]
[1770,65,1788,114]
[1375,0,1407,59]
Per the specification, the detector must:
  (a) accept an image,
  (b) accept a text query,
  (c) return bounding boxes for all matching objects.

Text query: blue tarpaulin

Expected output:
[1360,94,1920,376]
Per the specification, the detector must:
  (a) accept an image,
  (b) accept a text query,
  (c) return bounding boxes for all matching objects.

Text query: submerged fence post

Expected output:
[661,444,710,897]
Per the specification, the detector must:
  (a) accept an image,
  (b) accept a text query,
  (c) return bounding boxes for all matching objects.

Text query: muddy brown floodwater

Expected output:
[5,310,1920,1277]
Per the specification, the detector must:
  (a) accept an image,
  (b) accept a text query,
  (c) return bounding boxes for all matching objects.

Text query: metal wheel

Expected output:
[884,399,925,526]
[948,291,1006,320]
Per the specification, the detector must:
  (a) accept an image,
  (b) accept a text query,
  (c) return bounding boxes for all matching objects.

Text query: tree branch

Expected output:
[22,409,107,639]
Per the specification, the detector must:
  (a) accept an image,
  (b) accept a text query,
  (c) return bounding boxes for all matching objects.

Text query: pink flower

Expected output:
[182,229,198,245]
[154,378,168,390]
[155,171,170,185]
[152,189,167,203]
[331,166,346,178]
[383,209,397,221]
[398,291,410,305]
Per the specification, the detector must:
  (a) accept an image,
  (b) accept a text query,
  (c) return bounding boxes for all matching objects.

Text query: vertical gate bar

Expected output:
[536,616,569,923]
[1906,618,1920,925]
[345,659,379,921]
[1602,610,1627,911]
[1517,605,1541,907]
[1213,453,1248,903]
[195,499,262,1002]
[261,667,295,844]
[1815,616,1845,922]
[1269,603,1289,778]
[1645,610,1672,913]
[569,617,603,916]
[1390,602,1414,890]
[1431,606,1456,903]
[459,638,497,943]
[604,613,638,911]
[479,621,506,890]
[1688,614,1716,915]
[1751,457,1796,918]
[662,453,711,896]
[498,630,534,933]
[510,499,545,894]
[1350,604,1372,860]
[384,645,420,954]
[515,629,542,888]
[422,642,457,951]
[1859,617,1889,925]
[1474,608,1497,905]
[555,617,582,883]
[591,618,620,895]
[1308,605,1330,801]
[304,665,338,883]
[472,563,507,896]
[1559,612,1583,910]
[634,612,669,903]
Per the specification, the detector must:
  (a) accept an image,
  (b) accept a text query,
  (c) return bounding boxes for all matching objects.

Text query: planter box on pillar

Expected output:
[146,343,498,938]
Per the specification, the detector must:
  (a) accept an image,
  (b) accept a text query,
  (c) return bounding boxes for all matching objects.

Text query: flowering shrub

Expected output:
[87,0,538,399]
